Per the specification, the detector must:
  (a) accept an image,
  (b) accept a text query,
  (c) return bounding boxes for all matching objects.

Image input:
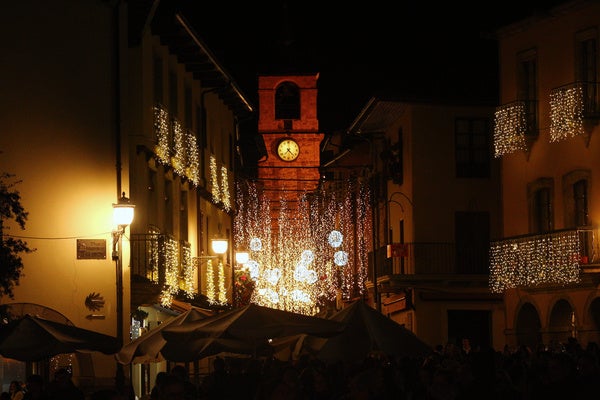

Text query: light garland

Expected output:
[489,230,582,293]
[159,237,179,307]
[206,259,216,303]
[220,165,231,212]
[233,178,372,315]
[181,243,194,298]
[186,131,200,186]
[217,260,228,304]
[549,84,585,142]
[493,101,528,157]
[210,155,220,204]
[171,119,185,175]
[153,105,171,164]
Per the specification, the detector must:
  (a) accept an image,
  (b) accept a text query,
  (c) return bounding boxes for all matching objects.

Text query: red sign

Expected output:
[387,243,408,258]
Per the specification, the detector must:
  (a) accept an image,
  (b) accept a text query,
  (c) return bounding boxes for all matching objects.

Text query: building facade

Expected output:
[0,0,252,395]
[323,97,505,350]
[492,0,600,349]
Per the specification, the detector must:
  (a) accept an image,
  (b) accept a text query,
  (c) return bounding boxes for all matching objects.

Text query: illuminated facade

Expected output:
[0,1,251,396]
[493,0,600,348]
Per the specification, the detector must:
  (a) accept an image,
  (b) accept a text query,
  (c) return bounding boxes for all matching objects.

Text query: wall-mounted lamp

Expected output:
[112,192,135,260]
[211,237,228,255]
[235,250,250,265]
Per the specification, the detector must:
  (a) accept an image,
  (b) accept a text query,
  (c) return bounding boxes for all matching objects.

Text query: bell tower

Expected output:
[257,73,324,205]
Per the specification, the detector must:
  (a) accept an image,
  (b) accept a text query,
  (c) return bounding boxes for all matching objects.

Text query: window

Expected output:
[528,178,553,233]
[562,170,591,227]
[184,85,192,128]
[153,56,163,104]
[517,49,538,135]
[169,71,178,115]
[574,180,589,227]
[275,81,300,120]
[180,190,188,240]
[576,28,598,115]
[165,179,173,235]
[455,212,490,274]
[455,118,490,178]
[196,104,206,150]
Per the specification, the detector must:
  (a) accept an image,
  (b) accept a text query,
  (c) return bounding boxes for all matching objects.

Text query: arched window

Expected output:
[275,81,300,120]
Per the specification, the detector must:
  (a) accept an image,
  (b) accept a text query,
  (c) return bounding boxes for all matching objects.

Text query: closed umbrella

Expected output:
[0,314,119,361]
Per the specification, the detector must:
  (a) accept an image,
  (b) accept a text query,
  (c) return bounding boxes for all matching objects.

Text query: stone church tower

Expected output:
[257,73,324,205]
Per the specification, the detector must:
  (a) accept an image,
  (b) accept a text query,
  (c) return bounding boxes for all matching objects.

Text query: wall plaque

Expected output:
[77,239,107,259]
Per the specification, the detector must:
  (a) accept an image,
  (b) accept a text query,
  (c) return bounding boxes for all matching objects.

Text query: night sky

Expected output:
[182,0,568,134]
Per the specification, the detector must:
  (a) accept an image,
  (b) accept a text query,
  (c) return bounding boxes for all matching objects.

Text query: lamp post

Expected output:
[112,192,134,393]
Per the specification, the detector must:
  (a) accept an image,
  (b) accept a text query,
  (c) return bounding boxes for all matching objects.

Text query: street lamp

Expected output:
[111,192,134,393]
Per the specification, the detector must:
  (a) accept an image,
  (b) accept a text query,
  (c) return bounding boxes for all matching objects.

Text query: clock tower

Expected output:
[257,73,324,204]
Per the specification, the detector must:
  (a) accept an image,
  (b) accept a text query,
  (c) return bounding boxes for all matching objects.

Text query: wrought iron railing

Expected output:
[130,233,192,287]
[368,242,490,280]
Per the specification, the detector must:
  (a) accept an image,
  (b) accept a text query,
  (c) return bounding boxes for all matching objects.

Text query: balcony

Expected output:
[129,233,194,308]
[549,82,600,143]
[369,242,490,288]
[489,228,598,293]
[493,99,538,157]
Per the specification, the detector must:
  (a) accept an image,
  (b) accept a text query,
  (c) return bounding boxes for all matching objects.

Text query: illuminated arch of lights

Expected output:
[233,179,372,315]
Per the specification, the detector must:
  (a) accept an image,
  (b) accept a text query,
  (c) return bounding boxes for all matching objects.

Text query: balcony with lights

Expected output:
[489,228,599,293]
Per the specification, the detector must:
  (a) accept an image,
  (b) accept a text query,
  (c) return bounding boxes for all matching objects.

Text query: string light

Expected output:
[186,131,200,185]
[206,259,216,303]
[217,260,227,304]
[171,119,185,175]
[489,230,582,293]
[181,244,194,298]
[210,155,220,204]
[493,101,528,157]
[153,105,170,164]
[549,84,585,142]
[160,237,179,307]
[220,165,231,212]
[233,178,372,315]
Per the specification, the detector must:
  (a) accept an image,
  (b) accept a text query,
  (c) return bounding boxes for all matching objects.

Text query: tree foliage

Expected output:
[0,172,34,299]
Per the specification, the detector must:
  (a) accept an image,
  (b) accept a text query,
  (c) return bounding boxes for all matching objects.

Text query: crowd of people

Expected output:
[139,336,600,399]
[5,337,600,399]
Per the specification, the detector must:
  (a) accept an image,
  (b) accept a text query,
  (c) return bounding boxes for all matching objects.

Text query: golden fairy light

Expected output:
[210,155,220,204]
[549,84,585,142]
[489,230,582,293]
[493,101,528,157]
[234,178,372,315]
[153,105,170,164]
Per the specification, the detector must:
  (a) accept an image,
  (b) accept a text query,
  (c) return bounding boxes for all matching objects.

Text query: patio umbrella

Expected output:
[116,307,209,364]
[303,299,431,363]
[160,303,345,362]
[0,314,120,361]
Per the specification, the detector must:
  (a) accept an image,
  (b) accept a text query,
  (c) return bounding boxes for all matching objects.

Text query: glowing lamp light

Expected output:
[235,251,250,265]
[249,237,262,251]
[112,192,135,227]
[328,230,343,248]
[211,238,228,254]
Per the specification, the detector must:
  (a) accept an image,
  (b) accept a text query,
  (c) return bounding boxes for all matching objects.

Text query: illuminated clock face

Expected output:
[277,138,300,161]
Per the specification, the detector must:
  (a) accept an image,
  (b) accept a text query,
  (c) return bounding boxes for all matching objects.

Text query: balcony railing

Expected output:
[493,99,538,157]
[369,242,490,280]
[549,82,600,142]
[130,233,192,287]
[489,228,597,293]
